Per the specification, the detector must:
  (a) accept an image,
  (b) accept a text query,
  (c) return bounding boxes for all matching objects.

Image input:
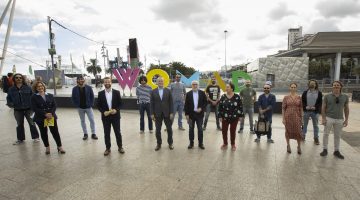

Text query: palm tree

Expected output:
[86,59,102,77]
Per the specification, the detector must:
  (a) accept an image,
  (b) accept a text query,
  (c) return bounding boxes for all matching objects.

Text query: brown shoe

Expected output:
[314,138,320,145]
[155,145,161,151]
[104,149,111,156]
[118,148,125,154]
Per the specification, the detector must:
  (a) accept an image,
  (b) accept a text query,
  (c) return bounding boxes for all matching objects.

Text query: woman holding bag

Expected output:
[31,81,65,155]
[282,82,303,154]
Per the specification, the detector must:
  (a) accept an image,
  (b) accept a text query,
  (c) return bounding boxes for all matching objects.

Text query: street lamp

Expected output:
[101,42,107,77]
[224,30,228,79]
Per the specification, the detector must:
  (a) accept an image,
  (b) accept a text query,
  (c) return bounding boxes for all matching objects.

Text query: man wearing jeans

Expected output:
[136,76,153,134]
[170,74,186,130]
[255,83,275,143]
[320,81,349,159]
[71,76,98,140]
[239,80,256,134]
[203,76,221,131]
[302,79,322,145]
[6,73,39,145]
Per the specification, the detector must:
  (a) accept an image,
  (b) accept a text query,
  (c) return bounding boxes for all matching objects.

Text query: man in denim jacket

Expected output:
[6,73,40,145]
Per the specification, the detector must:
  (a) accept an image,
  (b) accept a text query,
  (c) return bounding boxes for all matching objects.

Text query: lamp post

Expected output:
[224,30,228,79]
[101,42,107,77]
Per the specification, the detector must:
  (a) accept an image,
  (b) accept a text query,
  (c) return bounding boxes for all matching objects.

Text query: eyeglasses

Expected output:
[263,88,270,90]
[336,97,339,104]
[15,77,22,79]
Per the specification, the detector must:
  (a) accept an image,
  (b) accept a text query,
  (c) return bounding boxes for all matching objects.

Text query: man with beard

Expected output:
[255,83,276,143]
[184,80,207,149]
[203,75,221,131]
[170,74,186,130]
[151,77,174,151]
[97,77,124,156]
[320,81,349,159]
[71,76,98,140]
[7,73,40,145]
[301,79,322,145]
[239,79,256,134]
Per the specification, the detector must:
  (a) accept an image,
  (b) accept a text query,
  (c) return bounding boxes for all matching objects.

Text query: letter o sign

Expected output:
[146,69,170,89]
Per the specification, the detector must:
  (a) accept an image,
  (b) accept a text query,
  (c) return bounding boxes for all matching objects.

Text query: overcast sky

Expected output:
[1,0,360,75]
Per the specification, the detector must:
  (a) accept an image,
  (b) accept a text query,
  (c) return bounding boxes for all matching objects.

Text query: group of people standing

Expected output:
[5,73,350,159]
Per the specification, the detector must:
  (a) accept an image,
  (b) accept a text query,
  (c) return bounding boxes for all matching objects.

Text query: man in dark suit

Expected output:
[151,77,174,151]
[184,80,207,149]
[97,77,125,156]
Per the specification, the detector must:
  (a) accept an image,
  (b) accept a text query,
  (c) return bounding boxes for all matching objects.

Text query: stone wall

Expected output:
[249,57,309,89]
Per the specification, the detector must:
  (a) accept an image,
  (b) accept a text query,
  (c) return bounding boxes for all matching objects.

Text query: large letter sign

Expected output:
[112,68,140,90]
[146,69,170,89]
[232,71,252,92]
[176,70,199,87]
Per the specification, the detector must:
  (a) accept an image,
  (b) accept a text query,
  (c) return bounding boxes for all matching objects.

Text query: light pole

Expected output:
[224,30,228,79]
[101,42,107,77]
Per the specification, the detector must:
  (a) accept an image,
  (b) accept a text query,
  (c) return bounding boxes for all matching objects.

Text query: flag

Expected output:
[29,65,33,75]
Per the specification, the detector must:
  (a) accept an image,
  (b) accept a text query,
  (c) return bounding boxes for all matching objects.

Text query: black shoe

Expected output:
[13,140,24,145]
[169,144,174,150]
[155,145,161,151]
[82,134,88,140]
[314,138,320,145]
[91,134,98,140]
[320,149,328,157]
[202,126,206,131]
[118,148,125,154]
[188,144,194,149]
[333,151,344,159]
[199,144,205,150]
[217,127,222,131]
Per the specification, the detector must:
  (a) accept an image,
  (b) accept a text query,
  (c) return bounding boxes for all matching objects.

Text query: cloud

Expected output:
[12,23,48,38]
[258,43,285,51]
[246,31,268,40]
[316,0,360,18]
[152,0,225,37]
[306,19,339,33]
[268,2,296,20]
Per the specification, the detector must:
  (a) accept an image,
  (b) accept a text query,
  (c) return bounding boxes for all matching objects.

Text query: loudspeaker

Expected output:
[129,38,139,59]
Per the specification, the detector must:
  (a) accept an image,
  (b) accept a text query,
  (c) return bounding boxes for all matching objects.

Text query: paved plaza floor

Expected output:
[0,94,359,200]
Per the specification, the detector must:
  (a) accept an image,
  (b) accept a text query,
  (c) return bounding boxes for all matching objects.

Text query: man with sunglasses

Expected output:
[320,81,349,159]
[255,83,276,143]
[6,73,40,145]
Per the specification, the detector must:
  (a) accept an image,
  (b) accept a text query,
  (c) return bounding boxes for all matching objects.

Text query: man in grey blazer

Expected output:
[151,77,174,151]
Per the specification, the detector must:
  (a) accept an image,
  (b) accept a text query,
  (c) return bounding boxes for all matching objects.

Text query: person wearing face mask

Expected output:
[239,79,256,134]
[71,75,98,140]
[255,83,276,143]
[320,81,349,159]
[97,77,124,156]
[203,75,221,131]
[136,76,153,134]
[301,79,322,145]
[184,80,207,149]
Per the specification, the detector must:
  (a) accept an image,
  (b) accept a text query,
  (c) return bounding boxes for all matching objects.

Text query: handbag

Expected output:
[254,115,270,135]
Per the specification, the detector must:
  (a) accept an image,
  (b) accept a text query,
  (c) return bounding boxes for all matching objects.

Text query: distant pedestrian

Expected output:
[203,75,221,131]
[239,79,256,134]
[6,73,40,145]
[301,79,322,145]
[71,75,98,140]
[282,83,303,154]
[31,81,65,154]
[320,81,349,159]
[218,82,244,151]
[136,76,153,134]
[184,81,207,149]
[170,74,186,130]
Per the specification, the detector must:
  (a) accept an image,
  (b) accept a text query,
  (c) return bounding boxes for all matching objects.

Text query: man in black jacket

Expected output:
[97,77,124,156]
[184,80,207,149]
[6,73,39,145]
[301,79,323,145]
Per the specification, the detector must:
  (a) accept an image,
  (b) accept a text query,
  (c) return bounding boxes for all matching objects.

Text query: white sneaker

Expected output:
[33,138,40,143]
